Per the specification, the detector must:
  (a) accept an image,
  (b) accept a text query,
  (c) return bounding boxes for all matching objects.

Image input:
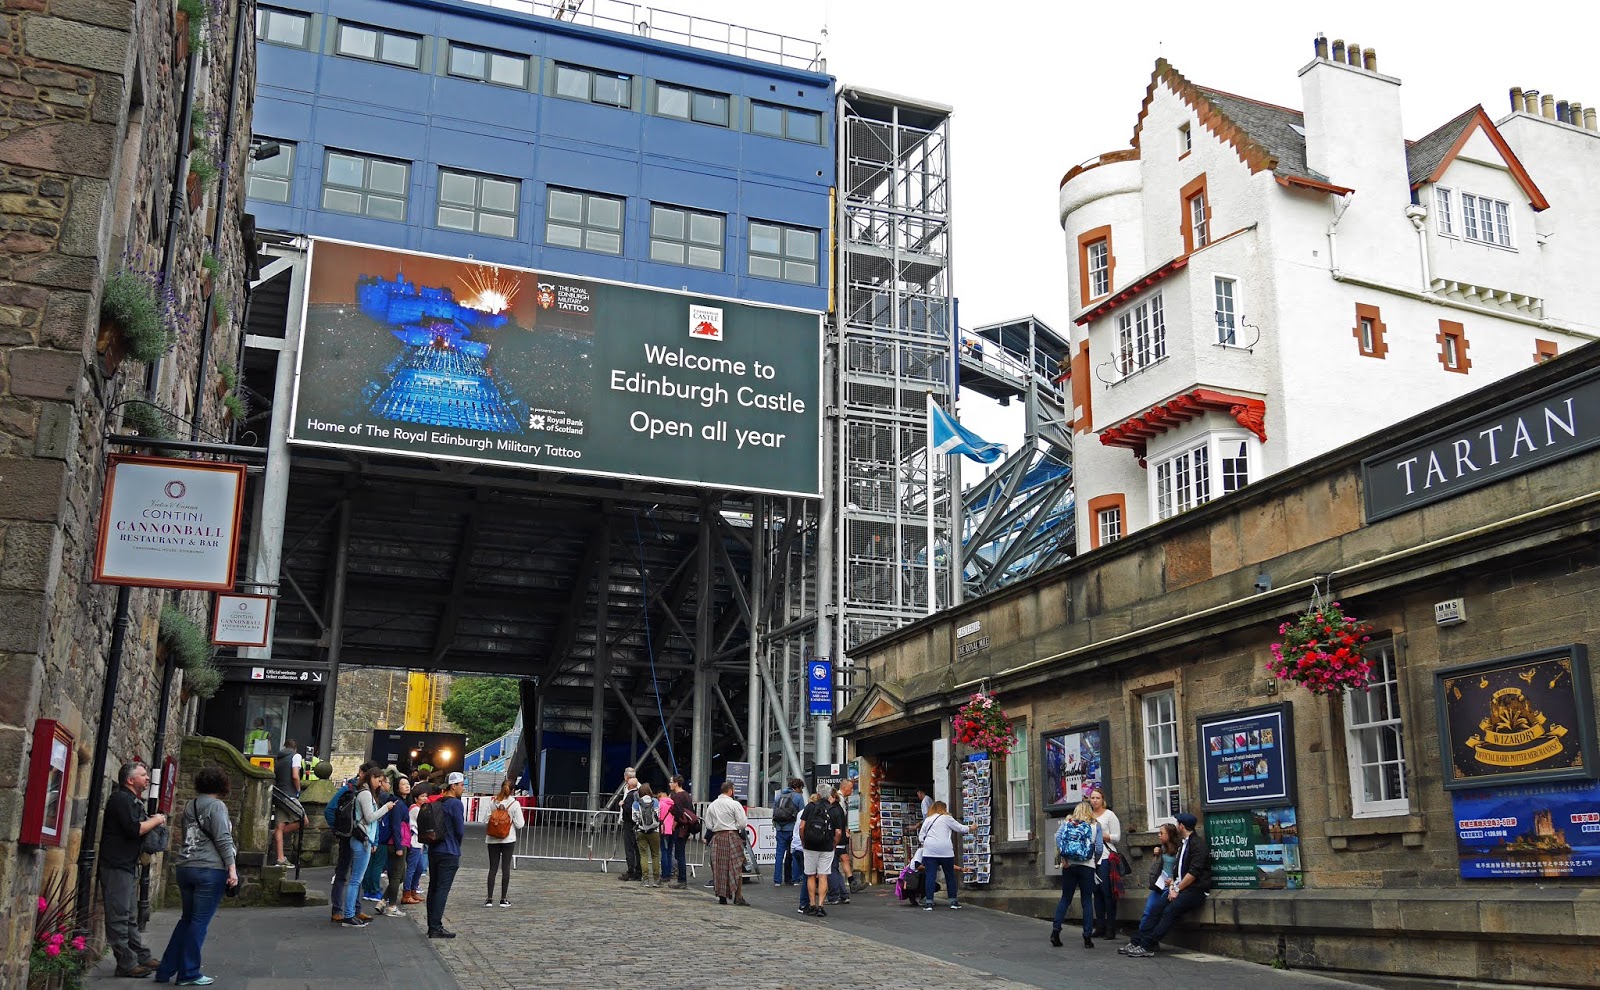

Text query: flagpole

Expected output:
[926,391,937,615]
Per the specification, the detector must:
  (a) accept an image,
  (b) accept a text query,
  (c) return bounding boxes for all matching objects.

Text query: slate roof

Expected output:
[1194,86,1333,185]
[1405,105,1485,187]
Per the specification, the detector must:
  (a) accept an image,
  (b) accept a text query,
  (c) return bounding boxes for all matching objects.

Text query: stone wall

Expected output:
[0,1,256,984]
[839,348,1600,987]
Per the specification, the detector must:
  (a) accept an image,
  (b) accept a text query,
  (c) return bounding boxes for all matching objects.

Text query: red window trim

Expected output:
[1353,303,1389,359]
[1179,173,1209,255]
[1534,339,1559,364]
[1077,225,1115,308]
[1086,493,1127,549]
[1437,320,1472,374]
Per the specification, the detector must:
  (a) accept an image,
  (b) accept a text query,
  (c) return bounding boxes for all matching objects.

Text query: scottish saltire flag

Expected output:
[930,399,1003,464]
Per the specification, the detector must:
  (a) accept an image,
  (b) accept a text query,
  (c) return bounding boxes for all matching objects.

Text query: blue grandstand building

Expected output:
[246,0,833,312]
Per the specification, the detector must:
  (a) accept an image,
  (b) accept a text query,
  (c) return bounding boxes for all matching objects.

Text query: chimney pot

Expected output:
[1331,39,1346,63]
[1586,107,1598,131]
[1542,93,1557,119]
[1524,89,1540,113]
[1363,48,1377,72]
[1314,33,1329,60]
[1570,101,1583,125]
[1348,44,1363,67]
[1510,87,1525,112]
[1557,100,1571,123]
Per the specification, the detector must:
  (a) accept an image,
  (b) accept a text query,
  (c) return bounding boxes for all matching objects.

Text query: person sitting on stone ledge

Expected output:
[1121,812,1211,959]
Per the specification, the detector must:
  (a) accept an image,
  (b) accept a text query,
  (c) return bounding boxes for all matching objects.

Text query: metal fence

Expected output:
[510,807,708,876]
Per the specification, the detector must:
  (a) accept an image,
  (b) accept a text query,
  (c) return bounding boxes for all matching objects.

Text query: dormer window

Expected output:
[1461,193,1513,248]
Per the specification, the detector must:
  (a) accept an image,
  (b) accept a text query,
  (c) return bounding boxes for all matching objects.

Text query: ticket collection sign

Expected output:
[92,455,247,591]
[290,239,823,496]
[1196,703,1296,811]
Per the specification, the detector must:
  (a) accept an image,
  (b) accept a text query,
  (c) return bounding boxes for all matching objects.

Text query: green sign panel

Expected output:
[290,239,822,495]
[1204,806,1303,890]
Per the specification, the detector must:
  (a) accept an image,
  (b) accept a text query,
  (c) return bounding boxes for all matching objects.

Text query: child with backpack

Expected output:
[632,783,663,886]
[1050,799,1105,949]
[484,777,525,907]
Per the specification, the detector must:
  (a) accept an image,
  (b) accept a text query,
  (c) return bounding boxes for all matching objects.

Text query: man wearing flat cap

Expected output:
[1122,812,1211,958]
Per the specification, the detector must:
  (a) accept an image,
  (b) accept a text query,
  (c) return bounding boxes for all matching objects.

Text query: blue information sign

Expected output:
[808,659,833,716]
[1196,702,1296,811]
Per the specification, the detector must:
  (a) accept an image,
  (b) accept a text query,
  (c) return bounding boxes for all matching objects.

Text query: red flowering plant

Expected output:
[952,691,1017,756]
[1267,599,1374,695]
[29,874,92,990]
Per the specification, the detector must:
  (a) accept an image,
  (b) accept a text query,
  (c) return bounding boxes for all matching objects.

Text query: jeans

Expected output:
[828,844,848,899]
[660,830,675,877]
[666,833,688,883]
[405,844,428,892]
[155,867,226,982]
[426,851,461,932]
[100,866,150,971]
[361,841,388,899]
[1053,864,1096,937]
[331,837,353,916]
[773,826,796,883]
[1094,857,1119,933]
[1139,888,1166,930]
[922,855,958,904]
[487,843,513,901]
[343,838,373,920]
[1134,887,1206,949]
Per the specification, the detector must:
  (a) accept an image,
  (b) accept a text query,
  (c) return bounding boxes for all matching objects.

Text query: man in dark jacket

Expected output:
[771,777,804,885]
[1123,812,1212,958]
[101,761,166,977]
[426,772,468,938]
[617,769,641,881]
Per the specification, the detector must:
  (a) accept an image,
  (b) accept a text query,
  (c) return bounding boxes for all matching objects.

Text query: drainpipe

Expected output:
[1326,191,1354,278]
[191,0,251,438]
[1405,204,1431,290]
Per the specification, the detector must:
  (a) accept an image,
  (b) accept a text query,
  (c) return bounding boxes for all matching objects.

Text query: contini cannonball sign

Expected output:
[92,454,247,591]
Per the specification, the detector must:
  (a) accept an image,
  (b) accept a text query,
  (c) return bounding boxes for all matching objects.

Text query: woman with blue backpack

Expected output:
[1050,799,1104,949]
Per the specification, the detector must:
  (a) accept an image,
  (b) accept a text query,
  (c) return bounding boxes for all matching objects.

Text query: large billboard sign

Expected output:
[290,239,823,495]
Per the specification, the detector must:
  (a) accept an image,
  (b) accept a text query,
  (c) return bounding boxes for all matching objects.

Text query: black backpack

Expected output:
[772,791,800,825]
[801,802,835,851]
[330,786,358,838]
[416,799,443,845]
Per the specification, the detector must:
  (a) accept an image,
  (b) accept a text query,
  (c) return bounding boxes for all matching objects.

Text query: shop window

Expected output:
[1344,640,1409,817]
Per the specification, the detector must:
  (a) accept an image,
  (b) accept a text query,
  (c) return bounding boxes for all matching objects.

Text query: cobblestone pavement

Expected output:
[408,865,1378,990]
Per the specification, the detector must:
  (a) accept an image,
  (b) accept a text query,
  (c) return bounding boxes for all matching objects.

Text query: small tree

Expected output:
[440,677,519,746]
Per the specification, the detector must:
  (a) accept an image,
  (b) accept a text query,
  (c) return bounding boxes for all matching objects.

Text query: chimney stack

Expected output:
[1331,38,1345,63]
[1314,33,1329,60]
[1364,48,1378,72]
[1542,93,1557,119]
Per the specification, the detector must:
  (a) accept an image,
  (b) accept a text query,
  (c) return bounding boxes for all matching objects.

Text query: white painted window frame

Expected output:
[1142,690,1179,830]
[1096,506,1122,545]
[1005,720,1030,842]
[1434,185,1455,237]
[1343,641,1410,817]
[1213,274,1239,346]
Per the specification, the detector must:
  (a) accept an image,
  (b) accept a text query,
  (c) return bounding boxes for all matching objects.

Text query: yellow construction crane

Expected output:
[403,671,445,731]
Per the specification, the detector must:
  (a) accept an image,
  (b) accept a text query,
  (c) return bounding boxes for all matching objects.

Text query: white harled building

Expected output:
[1059,34,1599,551]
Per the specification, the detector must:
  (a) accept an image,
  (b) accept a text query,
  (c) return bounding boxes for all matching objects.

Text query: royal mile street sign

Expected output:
[1362,364,1600,523]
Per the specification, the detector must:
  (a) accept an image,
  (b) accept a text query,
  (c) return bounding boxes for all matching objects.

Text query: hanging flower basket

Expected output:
[951,691,1017,756]
[1266,596,1374,695]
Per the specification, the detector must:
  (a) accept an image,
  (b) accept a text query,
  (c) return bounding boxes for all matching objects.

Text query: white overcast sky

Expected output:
[570,1,1595,451]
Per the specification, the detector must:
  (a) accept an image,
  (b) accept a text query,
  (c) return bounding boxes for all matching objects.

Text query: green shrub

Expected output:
[221,391,248,421]
[121,401,174,440]
[185,661,222,699]
[201,252,220,277]
[215,360,237,392]
[159,603,215,672]
[101,268,174,362]
[189,154,220,189]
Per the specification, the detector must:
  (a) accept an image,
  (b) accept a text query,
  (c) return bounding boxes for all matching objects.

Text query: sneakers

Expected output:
[949,901,962,909]
[1124,945,1155,958]
[799,904,813,914]
[427,929,457,939]
[500,899,511,907]
[484,900,495,908]
[382,905,407,918]
[341,917,369,928]
[175,978,216,987]
[923,903,934,911]
[813,906,827,918]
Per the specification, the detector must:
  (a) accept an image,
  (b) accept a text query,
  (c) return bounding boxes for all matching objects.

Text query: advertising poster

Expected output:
[1436,646,1597,790]
[1204,806,1303,890]
[93,455,248,591]
[290,239,822,495]
[1197,702,1296,811]
[1041,721,1106,815]
[1451,778,1600,879]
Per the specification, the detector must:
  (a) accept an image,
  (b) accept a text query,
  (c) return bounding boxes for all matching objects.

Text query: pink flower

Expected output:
[38,897,47,912]
[71,936,86,952]
[45,943,61,958]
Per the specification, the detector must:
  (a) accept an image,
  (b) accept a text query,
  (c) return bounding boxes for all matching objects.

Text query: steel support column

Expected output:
[588,520,610,810]
[746,494,764,796]
[317,499,352,761]
[690,501,713,791]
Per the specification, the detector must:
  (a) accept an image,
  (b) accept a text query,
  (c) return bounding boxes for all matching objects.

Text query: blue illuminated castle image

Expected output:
[355,273,526,435]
